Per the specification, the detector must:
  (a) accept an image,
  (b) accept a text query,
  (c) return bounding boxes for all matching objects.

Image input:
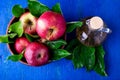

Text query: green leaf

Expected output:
[72,44,95,70]
[0,33,17,43]
[28,1,50,17]
[25,33,34,42]
[12,5,25,17]
[9,21,23,37]
[28,0,37,2]
[94,45,107,76]
[25,33,39,42]
[0,35,9,43]
[66,39,80,53]
[72,46,84,68]
[65,39,80,60]
[52,49,70,60]
[7,53,23,62]
[52,3,62,14]
[8,33,17,38]
[66,21,83,33]
[46,40,67,49]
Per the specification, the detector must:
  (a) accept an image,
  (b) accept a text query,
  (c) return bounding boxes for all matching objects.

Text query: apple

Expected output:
[20,12,37,34]
[36,11,66,41]
[24,42,49,66]
[14,37,30,53]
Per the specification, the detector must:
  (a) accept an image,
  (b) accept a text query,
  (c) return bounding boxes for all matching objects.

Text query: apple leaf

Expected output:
[65,39,80,53]
[66,21,83,33]
[52,3,62,14]
[52,49,70,60]
[7,53,23,62]
[28,1,50,17]
[72,44,95,70]
[72,46,84,68]
[25,33,39,42]
[0,35,9,43]
[46,39,67,49]
[12,5,25,17]
[94,45,107,76]
[8,33,17,39]
[0,33,17,43]
[7,50,25,62]
[65,39,80,60]
[8,21,23,37]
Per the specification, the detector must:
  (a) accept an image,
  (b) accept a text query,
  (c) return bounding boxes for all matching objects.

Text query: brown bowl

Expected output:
[7,16,67,66]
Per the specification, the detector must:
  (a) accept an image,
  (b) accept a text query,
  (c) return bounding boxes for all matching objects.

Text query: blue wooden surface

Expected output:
[0,0,120,80]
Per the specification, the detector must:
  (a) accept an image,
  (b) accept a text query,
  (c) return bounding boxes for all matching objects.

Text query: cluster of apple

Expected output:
[14,11,66,66]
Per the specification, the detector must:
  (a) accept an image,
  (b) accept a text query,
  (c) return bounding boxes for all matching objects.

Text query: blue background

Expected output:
[0,0,120,80]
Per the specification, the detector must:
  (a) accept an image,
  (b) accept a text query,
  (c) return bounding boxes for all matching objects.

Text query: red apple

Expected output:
[36,11,66,41]
[14,37,30,53]
[24,42,49,66]
[20,12,37,34]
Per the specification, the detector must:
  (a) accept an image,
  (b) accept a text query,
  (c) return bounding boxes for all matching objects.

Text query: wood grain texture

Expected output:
[0,0,120,80]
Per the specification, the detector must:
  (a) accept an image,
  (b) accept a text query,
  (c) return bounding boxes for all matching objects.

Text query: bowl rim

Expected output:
[7,16,30,65]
